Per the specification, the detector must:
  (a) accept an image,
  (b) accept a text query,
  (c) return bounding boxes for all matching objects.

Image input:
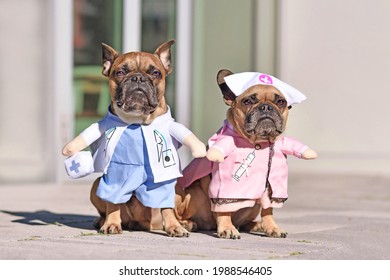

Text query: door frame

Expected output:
[51,0,74,183]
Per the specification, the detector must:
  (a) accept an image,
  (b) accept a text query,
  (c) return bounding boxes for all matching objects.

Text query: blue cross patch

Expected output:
[69,160,81,174]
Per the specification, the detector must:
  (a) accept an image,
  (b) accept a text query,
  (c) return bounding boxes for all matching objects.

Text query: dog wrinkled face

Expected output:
[101,40,174,124]
[229,85,289,143]
[110,53,164,116]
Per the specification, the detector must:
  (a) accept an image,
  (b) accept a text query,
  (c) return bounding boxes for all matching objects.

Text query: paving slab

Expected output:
[0,173,390,260]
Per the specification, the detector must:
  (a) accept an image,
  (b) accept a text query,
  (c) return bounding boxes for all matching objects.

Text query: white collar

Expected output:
[106,105,173,126]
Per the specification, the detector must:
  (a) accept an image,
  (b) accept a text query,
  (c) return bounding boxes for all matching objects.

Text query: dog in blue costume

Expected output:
[63,40,206,236]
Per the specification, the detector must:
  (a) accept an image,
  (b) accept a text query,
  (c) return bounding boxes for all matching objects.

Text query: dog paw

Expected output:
[179,220,198,232]
[165,225,190,237]
[261,222,287,238]
[264,228,287,238]
[98,223,123,234]
[217,226,241,239]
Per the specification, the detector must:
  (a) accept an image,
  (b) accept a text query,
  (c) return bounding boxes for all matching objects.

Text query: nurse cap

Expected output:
[223,72,306,106]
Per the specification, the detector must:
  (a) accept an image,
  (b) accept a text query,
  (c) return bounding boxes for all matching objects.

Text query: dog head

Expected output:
[217,70,296,143]
[101,40,175,124]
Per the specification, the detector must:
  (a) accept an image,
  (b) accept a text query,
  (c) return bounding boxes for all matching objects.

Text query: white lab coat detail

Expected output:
[81,107,191,183]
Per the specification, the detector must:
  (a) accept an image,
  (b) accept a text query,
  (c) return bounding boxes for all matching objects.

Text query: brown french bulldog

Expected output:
[175,69,317,239]
[63,40,206,237]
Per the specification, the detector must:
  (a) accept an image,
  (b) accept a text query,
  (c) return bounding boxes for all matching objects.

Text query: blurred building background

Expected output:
[0,0,389,184]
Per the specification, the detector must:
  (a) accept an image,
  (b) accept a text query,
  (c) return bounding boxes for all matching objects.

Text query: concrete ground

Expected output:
[0,173,390,260]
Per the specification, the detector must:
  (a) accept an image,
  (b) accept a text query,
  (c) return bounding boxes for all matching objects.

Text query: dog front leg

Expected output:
[260,208,287,238]
[216,212,240,239]
[99,203,123,234]
[161,208,189,237]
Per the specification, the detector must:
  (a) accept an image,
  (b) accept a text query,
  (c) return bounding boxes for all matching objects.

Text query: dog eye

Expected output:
[242,99,254,106]
[116,71,125,77]
[152,70,162,78]
[276,99,286,107]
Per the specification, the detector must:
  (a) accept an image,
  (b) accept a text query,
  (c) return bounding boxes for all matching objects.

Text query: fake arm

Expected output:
[206,135,235,162]
[280,136,317,160]
[169,122,206,158]
[62,123,103,156]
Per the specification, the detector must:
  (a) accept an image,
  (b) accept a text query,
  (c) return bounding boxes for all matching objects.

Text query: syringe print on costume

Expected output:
[232,149,256,182]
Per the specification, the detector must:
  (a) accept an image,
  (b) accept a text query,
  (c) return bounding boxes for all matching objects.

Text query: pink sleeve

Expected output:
[279,136,308,158]
[211,135,236,158]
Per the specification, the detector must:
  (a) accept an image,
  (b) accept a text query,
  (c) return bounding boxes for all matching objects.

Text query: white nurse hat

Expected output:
[223,72,306,106]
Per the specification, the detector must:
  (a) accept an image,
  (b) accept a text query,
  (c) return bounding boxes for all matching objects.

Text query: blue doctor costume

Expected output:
[78,107,192,208]
[96,123,177,207]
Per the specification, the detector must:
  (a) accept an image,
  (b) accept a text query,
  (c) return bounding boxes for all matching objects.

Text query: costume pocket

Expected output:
[162,149,176,168]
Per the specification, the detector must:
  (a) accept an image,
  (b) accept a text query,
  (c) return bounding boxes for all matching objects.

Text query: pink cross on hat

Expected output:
[259,74,273,84]
[223,72,306,106]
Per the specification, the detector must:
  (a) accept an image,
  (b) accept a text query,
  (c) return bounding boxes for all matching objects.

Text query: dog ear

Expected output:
[217,69,236,106]
[154,39,175,75]
[102,43,119,77]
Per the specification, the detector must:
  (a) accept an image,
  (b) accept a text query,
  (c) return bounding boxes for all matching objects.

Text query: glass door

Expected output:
[72,0,177,136]
[141,0,177,113]
[73,0,123,135]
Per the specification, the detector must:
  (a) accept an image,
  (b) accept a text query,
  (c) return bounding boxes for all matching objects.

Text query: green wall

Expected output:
[192,0,255,143]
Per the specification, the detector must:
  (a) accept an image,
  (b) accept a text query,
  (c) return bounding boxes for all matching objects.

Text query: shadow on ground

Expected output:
[1,210,97,230]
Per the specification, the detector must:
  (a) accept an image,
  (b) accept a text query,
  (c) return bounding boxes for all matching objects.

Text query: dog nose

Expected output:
[130,73,146,83]
[259,104,273,112]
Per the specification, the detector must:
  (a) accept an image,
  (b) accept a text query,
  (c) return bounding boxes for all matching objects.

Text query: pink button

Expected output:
[259,74,273,84]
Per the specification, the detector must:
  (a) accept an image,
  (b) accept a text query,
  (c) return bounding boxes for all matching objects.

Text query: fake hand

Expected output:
[301,148,317,160]
[183,134,207,158]
[191,143,207,158]
[62,136,88,156]
[206,147,225,162]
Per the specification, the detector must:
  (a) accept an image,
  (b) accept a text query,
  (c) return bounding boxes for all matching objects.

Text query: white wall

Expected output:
[0,0,52,183]
[278,0,390,176]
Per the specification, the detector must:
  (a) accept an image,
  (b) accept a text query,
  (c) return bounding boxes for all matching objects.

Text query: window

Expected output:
[141,0,177,112]
[72,0,177,135]
[73,0,123,135]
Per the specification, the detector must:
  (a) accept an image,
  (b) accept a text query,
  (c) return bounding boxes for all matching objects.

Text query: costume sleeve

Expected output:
[280,136,309,158]
[169,121,193,143]
[79,116,109,146]
[211,134,236,158]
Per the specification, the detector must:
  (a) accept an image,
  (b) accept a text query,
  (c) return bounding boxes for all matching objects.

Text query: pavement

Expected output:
[1,172,390,260]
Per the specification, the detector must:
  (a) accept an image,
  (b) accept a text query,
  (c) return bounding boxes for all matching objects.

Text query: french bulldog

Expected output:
[175,69,317,239]
[62,40,206,237]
